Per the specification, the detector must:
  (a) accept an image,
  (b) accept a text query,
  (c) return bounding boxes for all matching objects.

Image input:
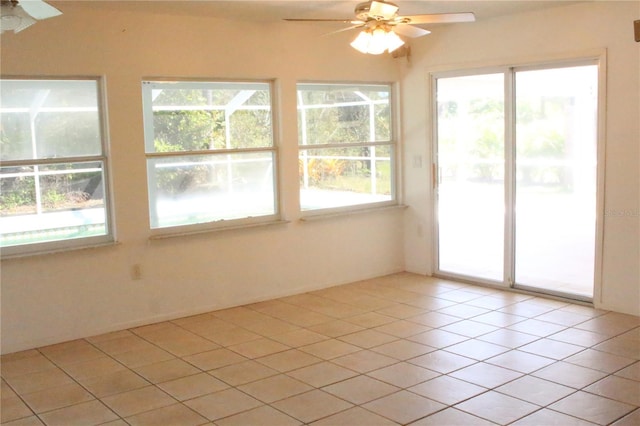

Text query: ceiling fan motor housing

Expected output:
[355,1,398,21]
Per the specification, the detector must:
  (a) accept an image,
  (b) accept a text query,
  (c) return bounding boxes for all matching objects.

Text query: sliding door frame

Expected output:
[430,54,606,304]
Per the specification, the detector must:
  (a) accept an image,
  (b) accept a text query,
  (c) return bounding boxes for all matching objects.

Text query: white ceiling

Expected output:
[54,0,581,23]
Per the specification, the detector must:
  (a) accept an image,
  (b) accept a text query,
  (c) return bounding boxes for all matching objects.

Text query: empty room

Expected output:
[1,0,639,424]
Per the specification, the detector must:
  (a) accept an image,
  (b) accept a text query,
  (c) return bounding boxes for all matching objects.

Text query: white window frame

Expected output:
[0,76,115,257]
[141,79,281,236]
[297,82,397,216]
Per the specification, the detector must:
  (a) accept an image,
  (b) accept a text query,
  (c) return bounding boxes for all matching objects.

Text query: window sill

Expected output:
[1,240,120,260]
[300,204,408,222]
[149,219,291,241]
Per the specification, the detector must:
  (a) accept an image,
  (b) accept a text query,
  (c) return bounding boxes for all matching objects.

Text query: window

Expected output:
[297,83,395,212]
[0,78,112,255]
[141,81,278,231]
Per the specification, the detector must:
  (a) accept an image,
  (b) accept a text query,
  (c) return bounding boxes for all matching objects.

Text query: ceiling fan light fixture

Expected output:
[0,2,35,33]
[350,25,405,55]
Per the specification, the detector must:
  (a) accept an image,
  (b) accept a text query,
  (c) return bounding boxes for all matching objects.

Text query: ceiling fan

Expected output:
[285,0,475,55]
[0,0,62,34]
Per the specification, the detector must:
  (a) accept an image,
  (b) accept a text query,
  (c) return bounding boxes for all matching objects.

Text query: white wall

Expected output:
[0,3,405,354]
[401,1,640,315]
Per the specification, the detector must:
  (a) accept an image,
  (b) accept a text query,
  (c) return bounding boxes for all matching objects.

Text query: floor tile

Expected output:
[476,328,540,349]
[272,389,353,423]
[409,407,496,425]
[535,310,592,327]
[2,415,46,426]
[184,388,263,421]
[363,390,446,424]
[584,375,640,406]
[449,362,523,388]
[612,408,640,426]
[370,339,435,360]
[183,348,247,371]
[455,391,539,424]
[338,329,398,349]
[4,367,74,395]
[548,328,611,347]
[309,406,398,426]
[593,336,640,360]
[38,400,119,426]
[345,312,397,328]
[286,361,358,388]
[615,361,640,381]
[549,391,635,425]
[257,349,322,372]
[1,354,57,379]
[373,320,431,338]
[307,320,366,338]
[134,358,200,383]
[367,362,440,388]
[444,339,509,361]
[495,375,575,405]
[436,304,490,319]
[269,329,328,347]
[112,346,175,369]
[409,375,487,405]
[79,369,150,398]
[215,405,302,426]
[209,360,279,386]
[299,339,362,359]
[440,320,499,338]
[323,375,399,404]
[227,337,290,359]
[239,374,313,403]
[407,329,468,348]
[125,403,208,426]
[1,396,34,423]
[409,350,476,374]
[157,373,228,401]
[519,338,585,360]
[408,312,461,328]
[332,350,397,373]
[565,348,635,373]
[485,350,555,374]
[21,382,94,414]
[100,386,176,418]
[510,408,596,425]
[507,319,567,337]
[59,356,126,381]
[532,361,608,389]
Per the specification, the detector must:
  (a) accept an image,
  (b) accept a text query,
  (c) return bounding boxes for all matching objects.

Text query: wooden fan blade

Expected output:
[19,0,62,20]
[401,12,475,25]
[369,1,399,20]
[393,24,430,38]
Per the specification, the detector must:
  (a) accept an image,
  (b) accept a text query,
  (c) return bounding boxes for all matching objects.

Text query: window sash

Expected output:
[0,77,113,255]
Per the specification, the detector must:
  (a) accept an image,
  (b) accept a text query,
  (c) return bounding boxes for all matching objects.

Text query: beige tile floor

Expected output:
[2,273,640,425]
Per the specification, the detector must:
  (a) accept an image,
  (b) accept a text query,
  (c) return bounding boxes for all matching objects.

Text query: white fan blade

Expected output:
[19,0,62,20]
[403,12,475,25]
[284,18,354,23]
[323,23,366,36]
[369,1,398,20]
[393,24,430,38]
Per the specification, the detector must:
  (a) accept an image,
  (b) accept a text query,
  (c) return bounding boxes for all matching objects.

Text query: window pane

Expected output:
[436,73,505,281]
[0,80,102,161]
[144,82,273,152]
[0,162,107,247]
[148,152,275,228]
[297,84,391,144]
[299,146,392,210]
[515,65,597,297]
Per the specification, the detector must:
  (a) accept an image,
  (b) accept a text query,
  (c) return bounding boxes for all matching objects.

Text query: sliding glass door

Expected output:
[434,62,599,300]
[436,73,505,282]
